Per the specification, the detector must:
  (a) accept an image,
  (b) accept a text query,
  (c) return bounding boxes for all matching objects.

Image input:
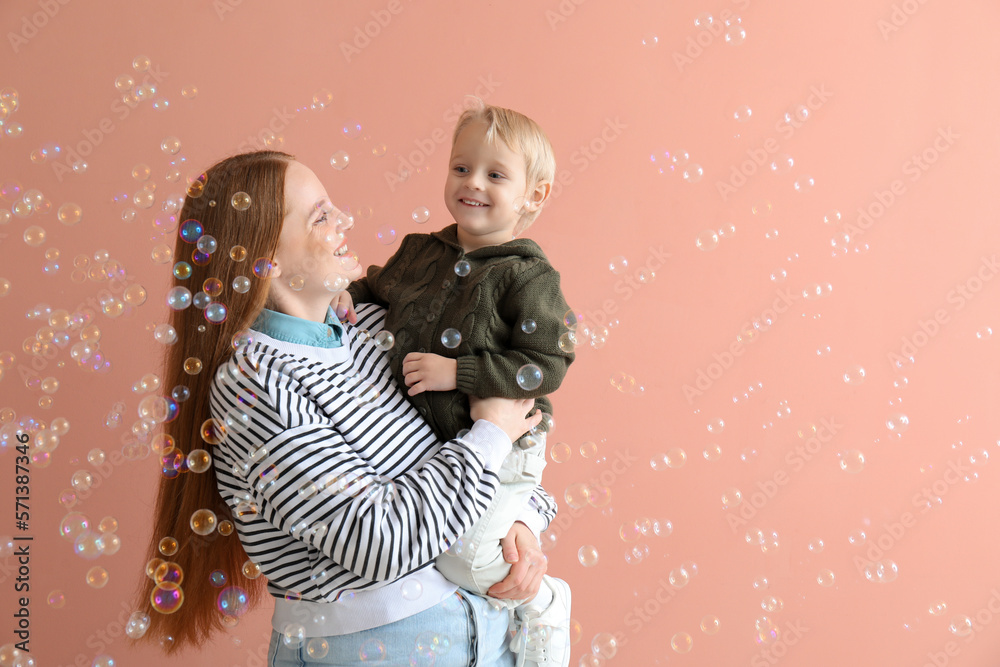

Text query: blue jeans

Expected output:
[267,590,515,666]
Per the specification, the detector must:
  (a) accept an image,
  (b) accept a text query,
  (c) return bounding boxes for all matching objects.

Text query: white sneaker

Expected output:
[508,576,571,667]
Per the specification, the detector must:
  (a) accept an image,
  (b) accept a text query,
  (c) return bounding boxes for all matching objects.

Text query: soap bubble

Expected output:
[411,206,430,223]
[242,560,262,579]
[550,442,571,463]
[155,561,184,585]
[695,230,718,251]
[733,105,753,122]
[151,582,184,614]
[161,136,181,154]
[374,331,394,351]
[57,203,83,226]
[521,319,537,334]
[231,192,252,211]
[282,624,306,648]
[441,328,461,349]
[158,536,179,556]
[838,450,865,473]
[682,165,703,183]
[125,611,151,639]
[190,509,217,536]
[591,632,618,659]
[578,545,599,567]
[454,260,471,277]
[721,488,742,509]
[401,579,423,600]
[949,615,973,637]
[205,303,228,324]
[817,569,835,587]
[665,448,686,468]
[724,24,746,45]
[23,226,46,246]
[886,413,910,434]
[217,586,250,617]
[306,638,331,659]
[516,364,543,391]
[671,632,693,653]
[329,151,350,170]
[73,531,105,559]
[86,566,109,588]
[700,615,721,635]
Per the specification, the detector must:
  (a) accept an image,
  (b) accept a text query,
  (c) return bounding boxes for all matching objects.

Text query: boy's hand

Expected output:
[331,291,357,324]
[402,353,457,396]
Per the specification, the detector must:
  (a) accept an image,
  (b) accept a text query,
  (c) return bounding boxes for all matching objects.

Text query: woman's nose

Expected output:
[335,211,355,232]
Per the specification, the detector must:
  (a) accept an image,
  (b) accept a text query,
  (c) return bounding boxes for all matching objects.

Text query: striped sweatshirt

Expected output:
[210,303,556,632]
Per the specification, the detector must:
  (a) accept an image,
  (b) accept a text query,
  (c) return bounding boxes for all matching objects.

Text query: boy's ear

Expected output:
[524,181,552,211]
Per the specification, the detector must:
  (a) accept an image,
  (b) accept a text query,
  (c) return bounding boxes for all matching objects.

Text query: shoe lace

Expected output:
[509,607,549,667]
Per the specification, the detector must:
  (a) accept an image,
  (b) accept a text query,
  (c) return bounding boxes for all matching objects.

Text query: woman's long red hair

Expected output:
[134,151,292,653]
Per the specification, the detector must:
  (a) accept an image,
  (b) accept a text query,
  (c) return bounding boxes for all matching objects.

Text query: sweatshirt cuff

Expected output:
[455,356,478,395]
[460,420,512,471]
[514,509,545,542]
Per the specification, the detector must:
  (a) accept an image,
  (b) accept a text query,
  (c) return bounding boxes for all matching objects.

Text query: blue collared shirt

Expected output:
[251,307,344,348]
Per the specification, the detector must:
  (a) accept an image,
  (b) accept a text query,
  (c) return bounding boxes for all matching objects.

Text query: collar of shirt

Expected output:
[252,307,344,348]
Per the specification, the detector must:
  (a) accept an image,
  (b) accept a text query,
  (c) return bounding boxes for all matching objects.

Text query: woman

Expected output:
[137,151,553,666]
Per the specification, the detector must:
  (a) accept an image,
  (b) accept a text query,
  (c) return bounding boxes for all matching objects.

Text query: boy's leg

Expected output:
[435,434,547,599]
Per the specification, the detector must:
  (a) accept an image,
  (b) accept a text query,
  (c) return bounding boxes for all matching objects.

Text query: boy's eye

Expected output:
[489,171,503,180]
[453,166,468,173]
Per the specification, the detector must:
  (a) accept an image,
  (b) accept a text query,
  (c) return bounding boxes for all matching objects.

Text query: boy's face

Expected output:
[444,121,545,252]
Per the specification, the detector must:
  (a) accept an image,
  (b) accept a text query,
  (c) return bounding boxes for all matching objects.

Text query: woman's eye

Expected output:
[314,213,329,225]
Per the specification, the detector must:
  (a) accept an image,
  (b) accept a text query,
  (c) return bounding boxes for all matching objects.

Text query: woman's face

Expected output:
[272,161,362,292]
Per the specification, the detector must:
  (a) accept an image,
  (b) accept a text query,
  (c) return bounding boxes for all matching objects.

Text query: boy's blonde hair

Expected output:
[451,98,555,228]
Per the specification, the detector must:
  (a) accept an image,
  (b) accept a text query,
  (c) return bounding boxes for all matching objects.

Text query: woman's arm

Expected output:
[211,345,538,585]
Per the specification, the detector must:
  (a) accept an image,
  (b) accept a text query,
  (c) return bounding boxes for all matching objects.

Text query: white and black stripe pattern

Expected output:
[210,303,553,601]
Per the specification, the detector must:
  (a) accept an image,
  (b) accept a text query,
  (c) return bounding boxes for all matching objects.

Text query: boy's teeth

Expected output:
[463,199,486,206]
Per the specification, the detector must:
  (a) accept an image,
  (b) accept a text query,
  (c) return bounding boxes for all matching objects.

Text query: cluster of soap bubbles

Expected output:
[743,527,781,554]
[60,511,122,564]
[648,148,703,183]
[0,87,23,140]
[649,448,686,470]
[0,644,36,667]
[609,371,644,396]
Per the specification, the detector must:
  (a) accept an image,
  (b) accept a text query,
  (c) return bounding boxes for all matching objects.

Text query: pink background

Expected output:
[2,0,1000,665]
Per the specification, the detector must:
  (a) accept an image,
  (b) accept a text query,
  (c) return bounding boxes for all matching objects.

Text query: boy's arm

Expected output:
[345,233,423,306]
[346,273,379,306]
[454,262,575,399]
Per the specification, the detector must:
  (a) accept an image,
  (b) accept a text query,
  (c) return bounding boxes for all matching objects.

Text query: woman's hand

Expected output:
[488,522,547,601]
[331,291,357,324]
[468,396,543,443]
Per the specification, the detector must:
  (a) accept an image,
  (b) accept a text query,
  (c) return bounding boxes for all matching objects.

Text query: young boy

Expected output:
[335,101,573,667]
